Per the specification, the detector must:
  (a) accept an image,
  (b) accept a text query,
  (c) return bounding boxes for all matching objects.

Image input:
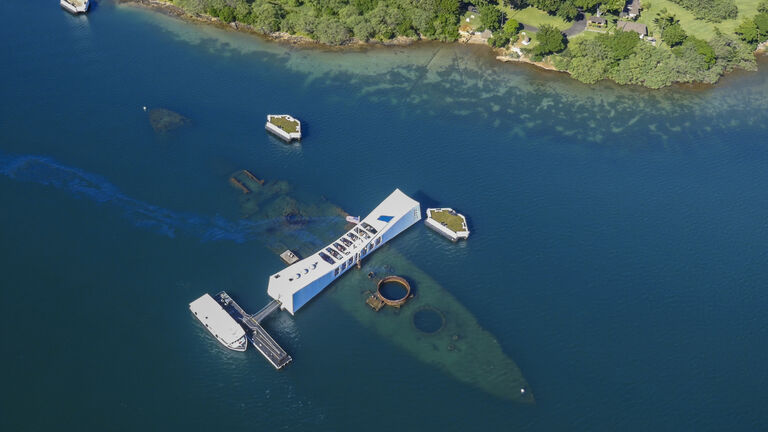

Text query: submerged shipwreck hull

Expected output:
[231,170,532,403]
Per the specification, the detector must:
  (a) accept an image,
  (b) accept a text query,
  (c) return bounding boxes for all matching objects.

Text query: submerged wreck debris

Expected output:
[229,170,267,195]
[148,108,189,133]
[281,198,307,227]
[229,176,250,194]
[366,292,386,311]
[242,169,265,185]
[228,171,533,403]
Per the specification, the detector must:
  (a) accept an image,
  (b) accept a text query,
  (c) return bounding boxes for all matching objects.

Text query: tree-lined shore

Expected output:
[130,0,768,88]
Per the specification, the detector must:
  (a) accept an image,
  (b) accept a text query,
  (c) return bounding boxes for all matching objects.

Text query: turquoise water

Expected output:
[2,1,768,430]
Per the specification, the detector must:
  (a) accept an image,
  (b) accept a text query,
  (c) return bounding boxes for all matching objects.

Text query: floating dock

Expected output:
[280,250,300,265]
[265,114,302,142]
[214,292,292,369]
[425,208,470,241]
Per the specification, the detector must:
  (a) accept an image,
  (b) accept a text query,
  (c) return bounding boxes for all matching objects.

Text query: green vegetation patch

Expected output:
[460,10,482,32]
[430,210,466,233]
[668,0,738,22]
[502,6,571,31]
[637,0,762,39]
[269,116,299,133]
[170,0,462,44]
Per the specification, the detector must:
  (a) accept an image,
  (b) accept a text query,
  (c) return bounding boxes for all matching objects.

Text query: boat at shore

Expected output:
[189,293,248,352]
[227,170,533,402]
[60,0,90,14]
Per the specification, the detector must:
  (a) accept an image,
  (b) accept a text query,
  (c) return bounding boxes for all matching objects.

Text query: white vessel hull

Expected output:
[189,294,248,352]
[60,0,89,14]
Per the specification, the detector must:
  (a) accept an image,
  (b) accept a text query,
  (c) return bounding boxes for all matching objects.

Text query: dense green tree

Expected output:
[709,33,759,72]
[502,18,520,37]
[478,4,503,32]
[662,23,687,46]
[534,24,566,56]
[668,0,738,23]
[432,0,461,41]
[572,0,600,10]
[529,0,561,13]
[556,1,579,21]
[557,38,611,83]
[233,0,252,23]
[737,13,768,44]
[349,16,375,40]
[599,30,640,62]
[314,18,350,44]
[755,13,768,38]
[653,9,678,31]
[252,3,283,33]
[488,34,511,47]
[735,18,759,44]
[601,0,627,13]
[352,0,380,14]
[759,0,768,14]
[218,5,236,23]
[679,36,716,67]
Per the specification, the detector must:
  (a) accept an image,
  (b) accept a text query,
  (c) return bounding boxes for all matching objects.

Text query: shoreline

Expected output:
[121,0,766,89]
[119,0,420,50]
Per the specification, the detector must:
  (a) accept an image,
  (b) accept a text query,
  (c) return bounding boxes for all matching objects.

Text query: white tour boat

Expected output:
[60,0,90,14]
[189,293,248,352]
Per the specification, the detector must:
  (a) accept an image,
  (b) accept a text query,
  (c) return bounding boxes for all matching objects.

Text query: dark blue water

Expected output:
[2,1,768,430]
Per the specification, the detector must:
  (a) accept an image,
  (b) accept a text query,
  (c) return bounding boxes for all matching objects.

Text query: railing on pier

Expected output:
[215,292,292,369]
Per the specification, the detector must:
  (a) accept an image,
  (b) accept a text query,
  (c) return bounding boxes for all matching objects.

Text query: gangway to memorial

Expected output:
[215,292,291,369]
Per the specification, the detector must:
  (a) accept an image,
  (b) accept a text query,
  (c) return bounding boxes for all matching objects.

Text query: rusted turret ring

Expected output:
[376,276,411,307]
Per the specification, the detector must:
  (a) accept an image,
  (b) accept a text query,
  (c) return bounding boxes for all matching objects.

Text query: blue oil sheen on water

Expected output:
[1,1,768,431]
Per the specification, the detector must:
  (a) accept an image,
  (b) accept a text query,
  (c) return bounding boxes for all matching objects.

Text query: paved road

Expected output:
[563,14,587,37]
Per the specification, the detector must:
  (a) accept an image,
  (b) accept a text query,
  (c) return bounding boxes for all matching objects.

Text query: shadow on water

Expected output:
[412,190,441,209]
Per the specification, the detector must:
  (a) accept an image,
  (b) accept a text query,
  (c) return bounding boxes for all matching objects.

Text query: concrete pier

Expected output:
[215,292,292,369]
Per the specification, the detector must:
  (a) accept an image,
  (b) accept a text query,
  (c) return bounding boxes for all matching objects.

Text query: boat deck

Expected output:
[215,292,292,369]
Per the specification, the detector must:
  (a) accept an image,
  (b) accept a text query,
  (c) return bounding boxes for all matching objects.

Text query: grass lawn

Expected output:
[429,210,467,233]
[460,10,482,32]
[269,116,299,133]
[636,0,762,40]
[500,6,571,31]
[569,29,602,41]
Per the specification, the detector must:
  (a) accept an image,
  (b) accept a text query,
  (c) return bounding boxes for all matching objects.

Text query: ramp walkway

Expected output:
[215,292,292,369]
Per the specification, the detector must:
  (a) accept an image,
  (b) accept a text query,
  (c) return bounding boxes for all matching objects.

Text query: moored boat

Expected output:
[60,0,90,14]
[189,293,248,352]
